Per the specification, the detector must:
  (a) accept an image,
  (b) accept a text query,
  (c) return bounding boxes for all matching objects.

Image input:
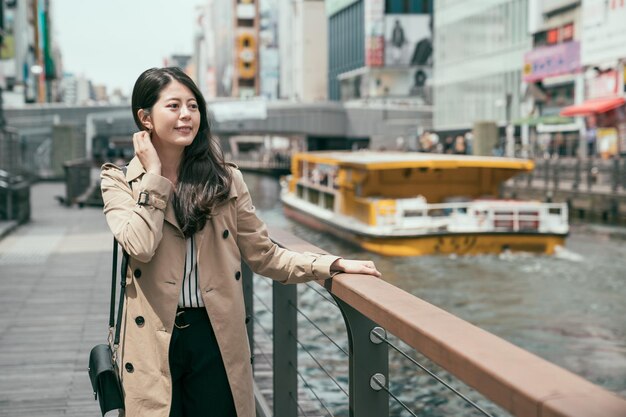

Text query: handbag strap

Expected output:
[109,165,131,348]
[114,245,129,346]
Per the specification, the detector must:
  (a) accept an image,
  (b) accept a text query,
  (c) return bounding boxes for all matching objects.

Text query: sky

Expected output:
[53,0,206,96]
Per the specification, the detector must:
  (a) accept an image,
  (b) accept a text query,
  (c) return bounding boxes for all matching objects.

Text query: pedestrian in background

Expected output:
[100,67,381,417]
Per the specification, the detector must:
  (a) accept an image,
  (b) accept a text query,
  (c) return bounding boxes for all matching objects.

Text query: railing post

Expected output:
[334,298,389,417]
[553,157,560,193]
[622,157,626,191]
[241,262,254,367]
[543,158,550,194]
[273,282,298,417]
[611,157,619,194]
[586,156,593,191]
[573,157,581,191]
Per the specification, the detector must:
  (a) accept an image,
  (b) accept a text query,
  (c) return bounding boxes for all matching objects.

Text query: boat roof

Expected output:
[295,151,534,171]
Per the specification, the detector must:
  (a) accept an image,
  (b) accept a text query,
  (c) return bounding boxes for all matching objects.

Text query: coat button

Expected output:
[223,229,229,239]
[135,316,145,326]
[125,362,134,373]
[250,354,255,364]
[245,315,251,324]
[235,271,241,280]
[133,268,142,278]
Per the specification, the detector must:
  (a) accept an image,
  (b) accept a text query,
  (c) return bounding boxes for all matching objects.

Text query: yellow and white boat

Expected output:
[280,151,568,256]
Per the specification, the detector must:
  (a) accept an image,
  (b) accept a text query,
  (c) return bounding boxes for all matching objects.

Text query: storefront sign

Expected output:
[586,70,619,100]
[365,0,385,67]
[523,41,581,82]
[581,0,626,65]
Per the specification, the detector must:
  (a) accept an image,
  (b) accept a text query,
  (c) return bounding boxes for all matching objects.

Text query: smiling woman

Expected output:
[98,67,381,417]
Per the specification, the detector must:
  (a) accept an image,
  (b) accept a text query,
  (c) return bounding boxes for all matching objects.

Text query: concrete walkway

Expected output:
[0,182,111,416]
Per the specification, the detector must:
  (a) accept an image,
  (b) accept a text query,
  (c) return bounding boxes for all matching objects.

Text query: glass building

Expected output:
[433,0,531,134]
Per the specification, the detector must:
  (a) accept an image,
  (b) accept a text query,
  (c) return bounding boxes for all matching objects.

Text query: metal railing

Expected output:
[243,227,626,417]
[512,156,626,194]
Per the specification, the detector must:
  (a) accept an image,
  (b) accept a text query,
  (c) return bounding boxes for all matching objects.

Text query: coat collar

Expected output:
[124,156,146,183]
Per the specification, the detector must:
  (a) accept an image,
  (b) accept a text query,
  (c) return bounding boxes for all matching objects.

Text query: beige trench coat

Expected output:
[101,157,340,417]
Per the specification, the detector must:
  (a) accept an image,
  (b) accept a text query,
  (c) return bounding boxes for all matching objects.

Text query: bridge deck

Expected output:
[0,182,323,416]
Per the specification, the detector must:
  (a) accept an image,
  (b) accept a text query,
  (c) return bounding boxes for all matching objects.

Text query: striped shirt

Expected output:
[178,235,204,308]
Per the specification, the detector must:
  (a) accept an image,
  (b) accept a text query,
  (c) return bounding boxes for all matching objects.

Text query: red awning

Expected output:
[560,97,626,117]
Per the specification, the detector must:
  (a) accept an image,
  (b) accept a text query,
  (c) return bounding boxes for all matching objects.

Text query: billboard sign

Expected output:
[384,15,431,68]
[523,41,581,82]
[581,0,626,65]
[586,70,619,100]
[365,0,385,67]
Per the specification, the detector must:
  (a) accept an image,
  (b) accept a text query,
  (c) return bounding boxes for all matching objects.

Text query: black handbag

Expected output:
[88,237,130,415]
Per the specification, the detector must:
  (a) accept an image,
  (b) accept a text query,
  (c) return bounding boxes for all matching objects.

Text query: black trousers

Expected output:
[168,308,237,417]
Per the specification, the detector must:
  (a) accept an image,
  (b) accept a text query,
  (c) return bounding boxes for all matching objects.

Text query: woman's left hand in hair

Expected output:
[330,259,381,278]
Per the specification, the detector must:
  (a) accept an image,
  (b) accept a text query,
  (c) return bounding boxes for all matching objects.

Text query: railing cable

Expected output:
[252,340,273,367]
[289,390,310,417]
[371,332,494,417]
[305,282,337,306]
[288,300,348,356]
[290,362,335,417]
[370,375,419,417]
[256,276,274,291]
[252,315,274,342]
[293,335,349,398]
[253,292,274,314]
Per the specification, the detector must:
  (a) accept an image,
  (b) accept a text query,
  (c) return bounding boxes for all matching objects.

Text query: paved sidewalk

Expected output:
[0,182,111,417]
[0,182,326,417]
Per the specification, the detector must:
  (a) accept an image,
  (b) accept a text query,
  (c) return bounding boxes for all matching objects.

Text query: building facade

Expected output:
[194,0,260,99]
[559,0,626,158]
[433,0,531,142]
[1,0,61,106]
[521,0,584,157]
[327,0,433,103]
[279,0,328,101]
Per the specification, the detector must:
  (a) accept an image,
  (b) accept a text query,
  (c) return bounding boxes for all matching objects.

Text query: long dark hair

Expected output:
[131,67,232,237]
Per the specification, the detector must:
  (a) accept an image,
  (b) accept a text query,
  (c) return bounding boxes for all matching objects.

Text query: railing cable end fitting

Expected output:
[370,373,386,391]
[370,326,386,344]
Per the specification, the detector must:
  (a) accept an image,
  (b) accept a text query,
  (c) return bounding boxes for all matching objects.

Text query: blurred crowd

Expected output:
[417,131,472,154]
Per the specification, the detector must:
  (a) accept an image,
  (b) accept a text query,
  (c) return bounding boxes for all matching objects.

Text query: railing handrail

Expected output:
[267,226,626,417]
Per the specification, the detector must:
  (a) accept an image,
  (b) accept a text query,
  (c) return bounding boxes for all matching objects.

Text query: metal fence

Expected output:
[244,228,626,417]
[512,157,626,194]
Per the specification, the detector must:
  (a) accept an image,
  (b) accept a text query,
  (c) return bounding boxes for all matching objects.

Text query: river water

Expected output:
[243,172,626,416]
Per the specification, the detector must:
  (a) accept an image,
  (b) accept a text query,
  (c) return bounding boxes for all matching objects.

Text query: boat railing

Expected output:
[245,227,626,416]
[374,199,569,233]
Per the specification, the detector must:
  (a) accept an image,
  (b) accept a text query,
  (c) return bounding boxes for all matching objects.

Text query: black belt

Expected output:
[174,307,207,329]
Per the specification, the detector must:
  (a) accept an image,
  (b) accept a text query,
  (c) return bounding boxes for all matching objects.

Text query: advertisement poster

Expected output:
[365,0,385,67]
[384,14,431,68]
[596,127,619,158]
[581,0,626,65]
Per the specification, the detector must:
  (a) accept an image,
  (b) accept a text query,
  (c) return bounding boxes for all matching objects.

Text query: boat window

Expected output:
[323,193,334,210]
[308,189,320,205]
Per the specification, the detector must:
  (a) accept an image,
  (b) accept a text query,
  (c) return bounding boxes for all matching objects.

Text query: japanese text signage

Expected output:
[523,41,581,82]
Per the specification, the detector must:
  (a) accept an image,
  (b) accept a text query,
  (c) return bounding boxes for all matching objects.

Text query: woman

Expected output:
[100,67,381,417]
